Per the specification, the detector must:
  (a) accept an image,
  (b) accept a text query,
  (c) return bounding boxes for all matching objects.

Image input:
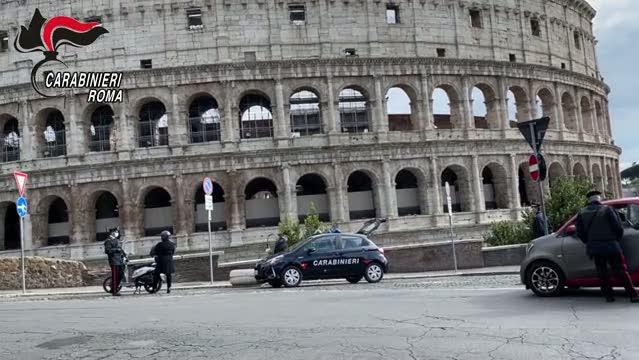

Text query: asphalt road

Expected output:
[1,276,638,360]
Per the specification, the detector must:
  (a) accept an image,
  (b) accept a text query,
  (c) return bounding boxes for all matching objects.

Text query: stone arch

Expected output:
[296,173,330,221]
[35,108,67,158]
[290,88,322,136]
[244,177,280,227]
[347,170,379,220]
[592,163,604,192]
[87,104,115,152]
[194,181,226,231]
[140,186,174,236]
[471,83,499,129]
[0,114,21,162]
[386,84,418,131]
[45,196,71,246]
[506,86,530,125]
[606,164,615,196]
[432,83,462,129]
[481,162,509,209]
[0,201,20,250]
[239,90,273,139]
[595,101,603,135]
[188,93,221,143]
[518,162,539,206]
[338,86,370,133]
[89,190,120,242]
[573,162,587,179]
[580,96,594,133]
[137,100,169,147]
[548,162,566,188]
[561,92,578,132]
[440,164,471,213]
[395,168,425,216]
[537,87,555,127]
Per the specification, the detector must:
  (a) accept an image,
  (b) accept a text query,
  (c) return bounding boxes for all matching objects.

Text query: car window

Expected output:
[341,236,363,249]
[616,204,639,227]
[302,235,337,253]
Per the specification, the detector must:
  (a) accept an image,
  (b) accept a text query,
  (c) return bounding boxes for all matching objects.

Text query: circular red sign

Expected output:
[529,154,540,182]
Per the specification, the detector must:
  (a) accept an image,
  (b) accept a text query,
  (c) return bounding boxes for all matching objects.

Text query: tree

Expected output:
[546,176,595,229]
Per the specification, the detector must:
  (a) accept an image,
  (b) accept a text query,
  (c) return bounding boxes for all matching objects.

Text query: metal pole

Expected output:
[529,123,549,236]
[208,209,213,284]
[20,216,26,294]
[449,213,458,272]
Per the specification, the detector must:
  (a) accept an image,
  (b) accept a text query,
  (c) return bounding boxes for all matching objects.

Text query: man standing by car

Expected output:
[576,190,639,303]
[532,204,552,238]
[151,230,176,294]
[104,228,125,296]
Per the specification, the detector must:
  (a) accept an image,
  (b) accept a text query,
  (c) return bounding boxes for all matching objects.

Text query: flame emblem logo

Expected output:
[14,9,109,97]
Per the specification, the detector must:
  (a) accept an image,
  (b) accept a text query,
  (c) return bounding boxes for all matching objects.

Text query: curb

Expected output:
[0,269,518,300]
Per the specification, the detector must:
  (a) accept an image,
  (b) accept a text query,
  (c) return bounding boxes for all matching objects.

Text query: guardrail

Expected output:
[127,251,225,265]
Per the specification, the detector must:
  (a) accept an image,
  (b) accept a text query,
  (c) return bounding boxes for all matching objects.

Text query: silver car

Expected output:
[521,197,639,297]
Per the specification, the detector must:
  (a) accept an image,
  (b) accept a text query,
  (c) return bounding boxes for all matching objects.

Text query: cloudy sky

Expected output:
[588,0,639,169]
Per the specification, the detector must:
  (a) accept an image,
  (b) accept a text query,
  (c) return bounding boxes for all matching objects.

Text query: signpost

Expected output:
[445,182,458,272]
[518,118,550,236]
[13,171,28,294]
[203,177,214,284]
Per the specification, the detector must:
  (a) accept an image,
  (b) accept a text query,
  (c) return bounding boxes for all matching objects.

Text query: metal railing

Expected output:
[188,117,221,143]
[89,124,112,152]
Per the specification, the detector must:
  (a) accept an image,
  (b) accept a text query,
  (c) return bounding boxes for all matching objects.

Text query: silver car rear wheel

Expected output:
[528,262,564,297]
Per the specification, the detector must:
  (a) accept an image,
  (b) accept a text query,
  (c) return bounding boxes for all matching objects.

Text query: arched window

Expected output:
[89,105,114,152]
[0,202,20,250]
[240,94,273,139]
[195,182,226,231]
[189,95,221,143]
[296,174,329,221]
[138,101,169,147]
[0,115,20,162]
[386,87,414,131]
[339,88,369,133]
[441,166,470,213]
[47,197,70,246]
[42,110,66,158]
[561,93,578,132]
[143,187,173,236]
[290,90,321,136]
[95,192,119,241]
[347,171,376,219]
[395,169,421,216]
[245,178,280,227]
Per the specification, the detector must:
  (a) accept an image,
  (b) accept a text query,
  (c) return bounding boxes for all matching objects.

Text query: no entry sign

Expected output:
[529,155,540,182]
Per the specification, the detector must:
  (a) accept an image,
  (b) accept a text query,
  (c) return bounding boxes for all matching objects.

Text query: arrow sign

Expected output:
[518,117,550,152]
[16,197,28,218]
[203,177,213,195]
[13,171,28,197]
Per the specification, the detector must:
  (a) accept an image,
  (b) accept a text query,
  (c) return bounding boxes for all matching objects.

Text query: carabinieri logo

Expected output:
[14,8,120,102]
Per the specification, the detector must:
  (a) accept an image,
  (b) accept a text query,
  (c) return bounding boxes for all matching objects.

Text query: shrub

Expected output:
[483,219,533,247]
[277,203,329,247]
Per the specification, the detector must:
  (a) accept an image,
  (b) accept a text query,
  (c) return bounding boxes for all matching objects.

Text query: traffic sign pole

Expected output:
[203,178,214,284]
[208,208,213,284]
[529,124,549,236]
[20,216,25,294]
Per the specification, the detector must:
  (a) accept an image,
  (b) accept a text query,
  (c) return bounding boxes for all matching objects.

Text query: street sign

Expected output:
[13,171,28,197]
[16,196,28,218]
[518,117,550,152]
[529,155,540,182]
[205,194,213,211]
[203,177,213,195]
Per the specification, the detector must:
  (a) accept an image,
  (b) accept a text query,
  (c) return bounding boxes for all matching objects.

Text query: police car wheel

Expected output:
[268,280,282,288]
[528,261,564,297]
[364,263,384,283]
[346,276,362,284]
[282,266,302,287]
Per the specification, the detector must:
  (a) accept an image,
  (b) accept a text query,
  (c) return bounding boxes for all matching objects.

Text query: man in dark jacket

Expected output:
[576,190,638,303]
[104,228,125,296]
[151,230,176,294]
[532,204,552,238]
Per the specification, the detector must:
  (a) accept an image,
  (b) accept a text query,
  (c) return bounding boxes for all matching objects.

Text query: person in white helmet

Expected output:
[150,230,176,294]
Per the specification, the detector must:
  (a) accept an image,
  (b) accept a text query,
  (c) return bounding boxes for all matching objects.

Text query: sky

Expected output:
[387,0,639,170]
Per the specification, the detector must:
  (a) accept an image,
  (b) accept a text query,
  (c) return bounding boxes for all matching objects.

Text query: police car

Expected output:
[254,219,389,288]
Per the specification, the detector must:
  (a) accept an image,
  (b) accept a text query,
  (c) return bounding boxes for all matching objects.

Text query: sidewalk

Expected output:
[0,266,519,300]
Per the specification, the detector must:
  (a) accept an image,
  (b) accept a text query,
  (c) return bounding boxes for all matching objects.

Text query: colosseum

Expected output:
[0,0,622,261]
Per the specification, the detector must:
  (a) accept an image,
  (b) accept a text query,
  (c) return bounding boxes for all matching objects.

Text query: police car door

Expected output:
[618,204,639,273]
[302,234,341,279]
[338,235,366,276]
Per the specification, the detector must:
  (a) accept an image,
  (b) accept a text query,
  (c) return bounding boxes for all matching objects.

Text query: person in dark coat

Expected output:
[104,228,125,296]
[532,204,552,238]
[576,190,638,303]
[151,230,176,294]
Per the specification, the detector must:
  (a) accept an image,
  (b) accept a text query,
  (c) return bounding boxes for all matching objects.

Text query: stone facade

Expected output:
[0,0,622,261]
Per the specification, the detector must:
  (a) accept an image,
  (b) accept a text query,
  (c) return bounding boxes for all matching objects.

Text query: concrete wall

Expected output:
[384,240,484,273]
[482,244,527,267]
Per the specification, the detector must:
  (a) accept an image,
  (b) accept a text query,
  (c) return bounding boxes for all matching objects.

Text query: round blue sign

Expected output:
[16,196,28,218]
[203,177,213,195]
